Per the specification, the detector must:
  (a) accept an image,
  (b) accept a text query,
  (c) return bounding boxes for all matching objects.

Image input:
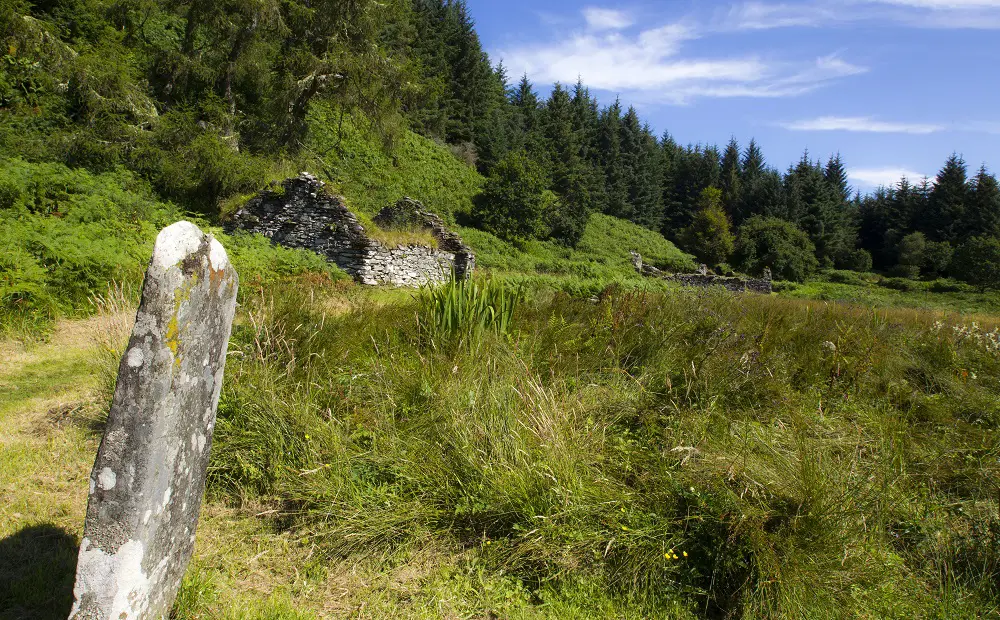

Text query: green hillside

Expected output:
[4,1,1000,619]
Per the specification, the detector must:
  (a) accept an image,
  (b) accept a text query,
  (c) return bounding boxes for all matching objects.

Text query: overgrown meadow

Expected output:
[99,275,1000,618]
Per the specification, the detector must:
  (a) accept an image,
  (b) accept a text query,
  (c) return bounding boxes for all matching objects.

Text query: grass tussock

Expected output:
[143,276,1000,618]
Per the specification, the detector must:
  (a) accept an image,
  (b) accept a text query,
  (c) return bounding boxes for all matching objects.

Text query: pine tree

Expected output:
[541,83,592,245]
[824,154,851,204]
[720,138,742,221]
[784,152,849,266]
[511,74,543,157]
[736,139,780,223]
[617,108,661,228]
[680,187,734,266]
[925,153,970,243]
[967,166,1000,239]
[597,100,628,220]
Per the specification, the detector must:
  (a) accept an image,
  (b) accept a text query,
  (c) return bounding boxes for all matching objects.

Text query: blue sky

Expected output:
[464,0,1000,192]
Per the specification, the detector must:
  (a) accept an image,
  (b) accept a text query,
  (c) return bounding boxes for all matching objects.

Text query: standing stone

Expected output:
[69,221,239,620]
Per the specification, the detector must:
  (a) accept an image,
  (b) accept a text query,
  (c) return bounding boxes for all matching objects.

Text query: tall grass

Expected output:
[417,276,520,349]
[87,278,1000,617]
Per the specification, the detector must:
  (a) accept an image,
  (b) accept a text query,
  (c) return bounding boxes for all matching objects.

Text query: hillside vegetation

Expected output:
[4,1,1000,618]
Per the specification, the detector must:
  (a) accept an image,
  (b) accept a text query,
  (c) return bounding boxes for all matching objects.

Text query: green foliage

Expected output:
[0,159,177,332]
[924,240,954,277]
[838,247,873,273]
[472,150,548,241]
[897,231,927,272]
[679,186,734,266]
[189,279,1000,617]
[417,275,520,349]
[0,158,348,336]
[734,216,819,282]
[952,236,1000,290]
[305,103,483,219]
[459,212,695,285]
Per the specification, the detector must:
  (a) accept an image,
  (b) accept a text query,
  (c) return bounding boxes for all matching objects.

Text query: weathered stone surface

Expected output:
[224,174,474,287]
[69,221,238,620]
[630,251,773,294]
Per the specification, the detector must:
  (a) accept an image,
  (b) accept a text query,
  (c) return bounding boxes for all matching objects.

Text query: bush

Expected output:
[888,264,921,279]
[880,277,916,291]
[923,241,954,277]
[929,279,971,293]
[472,151,548,241]
[825,269,868,286]
[0,177,21,209]
[680,187,734,266]
[837,248,873,273]
[733,216,818,282]
[896,232,927,272]
[952,236,1000,290]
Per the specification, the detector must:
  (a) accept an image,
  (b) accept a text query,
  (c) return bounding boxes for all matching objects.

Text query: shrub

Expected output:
[929,279,971,293]
[837,248,873,273]
[733,216,818,282]
[825,269,867,286]
[896,232,927,272]
[888,264,921,279]
[880,276,916,291]
[952,236,1000,290]
[472,151,548,242]
[923,240,954,278]
[0,177,21,209]
[680,187,734,266]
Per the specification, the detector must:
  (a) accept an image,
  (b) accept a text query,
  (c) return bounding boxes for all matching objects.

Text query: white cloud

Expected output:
[848,167,930,188]
[499,13,867,102]
[780,116,945,134]
[718,2,843,30]
[871,0,1000,8]
[583,7,635,31]
[719,0,1000,31]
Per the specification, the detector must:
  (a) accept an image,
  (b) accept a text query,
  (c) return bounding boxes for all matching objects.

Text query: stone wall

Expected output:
[224,173,474,287]
[630,251,773,294]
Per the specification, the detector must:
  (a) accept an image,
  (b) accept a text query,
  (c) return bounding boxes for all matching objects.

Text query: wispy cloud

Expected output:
[717,2,845,30]
[780,116,945,134]
[583,7,635,31]
[780,116,1000,134]
[498,10,866,103]
[849,167,930,188]
[719,0,1000,30]
[872,0,1000,8]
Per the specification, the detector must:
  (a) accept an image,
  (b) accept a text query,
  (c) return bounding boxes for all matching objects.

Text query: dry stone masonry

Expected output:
[630,251,773,294]
[69,221,238,620]
[225,173,474,286]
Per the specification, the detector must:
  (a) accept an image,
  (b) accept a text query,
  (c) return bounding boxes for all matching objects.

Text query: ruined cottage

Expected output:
[224,173,475,286]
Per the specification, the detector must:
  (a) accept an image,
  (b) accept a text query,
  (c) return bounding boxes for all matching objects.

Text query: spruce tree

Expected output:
[597,100,628,220]
[967,166,1000,239]
[926,154,970,243]
[720,138,742,221]
[680,187,735,266]
[511,74,543,157]
[541,83,592,245]
[824,154,851,204]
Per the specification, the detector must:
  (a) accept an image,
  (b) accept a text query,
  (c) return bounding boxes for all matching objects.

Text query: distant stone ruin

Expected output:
[630,251,773,294]
[225,173,474,286]
[70,222,238,620]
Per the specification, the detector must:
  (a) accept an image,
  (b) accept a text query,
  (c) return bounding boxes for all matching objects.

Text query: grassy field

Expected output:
[5,276,1000,618]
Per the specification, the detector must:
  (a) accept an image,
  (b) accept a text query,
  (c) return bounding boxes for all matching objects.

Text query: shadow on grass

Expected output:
[0,524,77,620]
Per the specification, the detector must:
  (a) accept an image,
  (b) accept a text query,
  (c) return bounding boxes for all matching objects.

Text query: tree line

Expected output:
[405,1,1000,286]
[3,0,999,285]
